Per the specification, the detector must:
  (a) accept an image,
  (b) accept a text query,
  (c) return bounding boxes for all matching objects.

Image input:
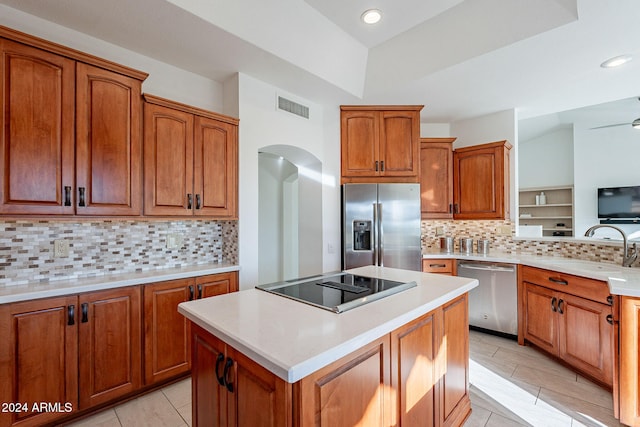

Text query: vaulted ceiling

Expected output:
[1,0,639,123]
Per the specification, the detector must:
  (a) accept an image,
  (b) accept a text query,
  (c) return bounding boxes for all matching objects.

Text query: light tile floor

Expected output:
[66,330,621,427]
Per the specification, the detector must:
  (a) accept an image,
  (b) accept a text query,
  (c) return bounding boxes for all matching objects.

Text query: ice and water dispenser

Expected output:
[353,220,372,251]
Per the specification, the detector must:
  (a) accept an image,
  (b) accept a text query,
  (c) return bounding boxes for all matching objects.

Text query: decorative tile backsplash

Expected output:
[421,219,632,265]
[0,220,238,286]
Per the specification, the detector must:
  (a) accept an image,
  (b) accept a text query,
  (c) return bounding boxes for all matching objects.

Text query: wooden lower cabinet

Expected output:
[422,259,455,275]
[0,296,78,427]
[144,272,239,386]
[0,286,141,426]
[78,286,142,409]
[620,296,640,426]
[520,267,614,387]
[191,293,471,427]
[191,324,291,427]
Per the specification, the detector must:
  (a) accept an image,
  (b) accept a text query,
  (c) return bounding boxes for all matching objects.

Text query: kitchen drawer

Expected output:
[422,259,454,275]
[521,266,611,305]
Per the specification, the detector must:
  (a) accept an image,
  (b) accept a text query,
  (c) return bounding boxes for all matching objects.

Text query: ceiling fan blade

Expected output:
[589,123,629,130]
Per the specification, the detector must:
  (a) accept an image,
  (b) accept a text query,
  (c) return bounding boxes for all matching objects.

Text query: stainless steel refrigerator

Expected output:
[342,183,421,271]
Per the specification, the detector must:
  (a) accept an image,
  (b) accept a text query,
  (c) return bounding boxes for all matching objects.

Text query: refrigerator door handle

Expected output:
[378,203,384,266]
[372,202,378,266]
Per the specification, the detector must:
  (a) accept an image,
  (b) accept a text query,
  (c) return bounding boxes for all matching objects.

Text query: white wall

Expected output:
[238,74,341,289]
[574,124,640,237]
[519,127,574,188]
[0,5,224,112]
[451,109,518,219]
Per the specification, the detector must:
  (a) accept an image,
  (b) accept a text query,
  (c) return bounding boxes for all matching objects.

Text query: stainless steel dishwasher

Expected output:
[456,260,517,338]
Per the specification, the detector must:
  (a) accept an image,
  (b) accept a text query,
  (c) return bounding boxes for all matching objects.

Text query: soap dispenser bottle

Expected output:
[539,191,546,205]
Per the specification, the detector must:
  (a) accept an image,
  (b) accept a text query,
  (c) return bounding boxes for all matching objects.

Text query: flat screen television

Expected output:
[598,186,640,218]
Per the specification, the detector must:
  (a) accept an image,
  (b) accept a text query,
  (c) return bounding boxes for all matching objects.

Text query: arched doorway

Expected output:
[258,145,323,284]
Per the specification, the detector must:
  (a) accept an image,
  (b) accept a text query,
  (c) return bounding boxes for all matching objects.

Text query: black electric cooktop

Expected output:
[256,272,417,313]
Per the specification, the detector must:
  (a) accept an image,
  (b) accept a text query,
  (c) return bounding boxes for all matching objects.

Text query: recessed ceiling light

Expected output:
[600,54,633,68]
[361,9,382,25]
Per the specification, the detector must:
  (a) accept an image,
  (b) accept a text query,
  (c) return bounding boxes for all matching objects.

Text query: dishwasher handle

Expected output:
[457,263,516,273]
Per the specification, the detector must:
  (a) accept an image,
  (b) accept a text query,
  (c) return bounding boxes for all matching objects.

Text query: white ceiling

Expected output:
[1,0,639,124]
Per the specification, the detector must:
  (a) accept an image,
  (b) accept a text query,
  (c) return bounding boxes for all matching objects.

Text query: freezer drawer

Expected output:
[456,261,517,336]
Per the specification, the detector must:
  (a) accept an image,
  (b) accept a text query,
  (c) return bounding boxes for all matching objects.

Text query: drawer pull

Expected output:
[548,277,568,286]
[430,264,447,268]
[606,314,614,325]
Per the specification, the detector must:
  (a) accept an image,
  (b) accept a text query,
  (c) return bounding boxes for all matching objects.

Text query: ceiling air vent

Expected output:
[277,96,309,119]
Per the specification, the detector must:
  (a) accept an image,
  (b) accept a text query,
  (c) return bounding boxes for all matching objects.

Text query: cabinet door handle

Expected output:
[607,295,614,306]
[187,193,193,210]
[188,285,194,301]
[449,203,453,214]
[223,357,234,393]
[551,297,557,312]
[197,284,203,299]
[557,299,564,315]
[215,353,225,386]
[78,187,86,207]
[81,303,89,323]
[548,277,568,286]
[454,203,459,214]
[375,161,379,172]
[606,314,614,325]
[380,160,384,171]
[67,305,75,326]
[64,186,72,207]
[196,194,201,210]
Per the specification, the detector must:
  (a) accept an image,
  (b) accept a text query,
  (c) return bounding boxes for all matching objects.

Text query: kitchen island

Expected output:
[178,265,478,427]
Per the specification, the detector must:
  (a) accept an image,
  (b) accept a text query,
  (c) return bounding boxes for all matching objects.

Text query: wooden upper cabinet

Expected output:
[341,106,422,183]
[0,27,147,217]
[0,39,76,215]
[143,95,239,218]
[75,63,142,215]
[194,116,238,217]
[453,140,511,220]
[420,138,455,219]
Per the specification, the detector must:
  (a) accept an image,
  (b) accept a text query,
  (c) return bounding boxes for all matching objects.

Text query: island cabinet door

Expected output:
[192,325,229,427]
[620,296,640,426]
[78,286,142,409]
[295,335,391,427]
[390,309,440,427]
[439,293,471,427]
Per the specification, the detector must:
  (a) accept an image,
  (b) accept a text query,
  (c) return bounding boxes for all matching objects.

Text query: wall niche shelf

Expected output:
[519,186,574,237]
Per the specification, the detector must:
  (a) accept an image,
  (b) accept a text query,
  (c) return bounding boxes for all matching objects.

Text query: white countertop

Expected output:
[423,250,640,297]
[177,265,477,383]
[0,263,240,304]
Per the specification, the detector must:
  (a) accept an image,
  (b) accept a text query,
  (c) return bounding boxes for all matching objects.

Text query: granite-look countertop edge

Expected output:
[0,263,240,304]
[423,250,640,297]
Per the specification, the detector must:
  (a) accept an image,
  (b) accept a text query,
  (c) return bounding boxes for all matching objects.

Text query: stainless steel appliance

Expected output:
[256,272,417,313]
[456,260,517,337]
[342,183,421,271]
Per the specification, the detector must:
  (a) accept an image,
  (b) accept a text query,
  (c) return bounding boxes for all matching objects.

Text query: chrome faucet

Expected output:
[584,224,638,267]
